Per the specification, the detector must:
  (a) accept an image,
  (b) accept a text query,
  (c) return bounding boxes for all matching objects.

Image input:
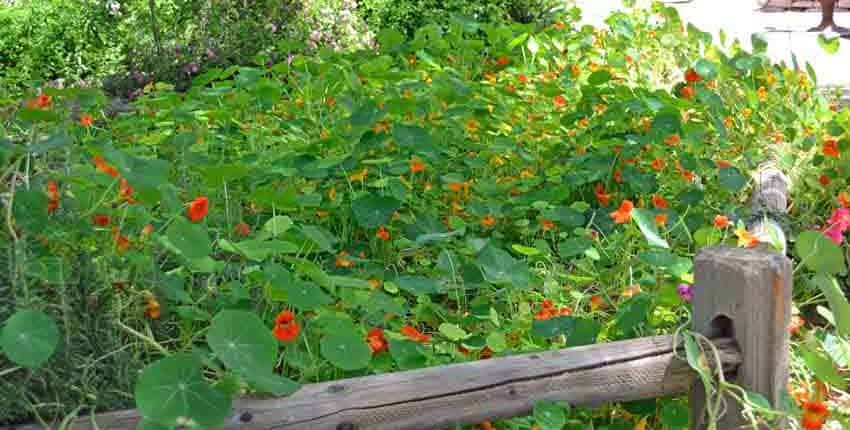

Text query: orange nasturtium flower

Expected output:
[757,86,768,101]
[479,421,496,430]
[651,195,668,209]
[400,325,431,343]
[589,294,606,311]
[540,219,556,232]
[366,328,388,355]
[273,310,300,342]
[234,222,251,237]
[714,215,730,229]
[92,155,120,178]
[679,85,695,100]
[481,214,496,228]
[654,213,668,227]
[495,56,510,67]
[114,230,131,253]
[33,94,52,109]
[409,157,426,173]
[716,160,732,168]
[91,214,111,227]
[610,200,634,224]
[820,175,831,186]
[118,178,136,204]
[823,139,839,158]
[376,226,391,241]
[735,227,759,248]
[144,295,161,319]
[187,197,209,222]
[324,96,336,107]
[335,252,354,268]
[684,68,701,83]
[595,184,610,207]
[651,158,666,171]
[664,133,681,146]
[517,74,530,84]
[552,94,567,109]
[46,180,60,214]
[79,113,94,127]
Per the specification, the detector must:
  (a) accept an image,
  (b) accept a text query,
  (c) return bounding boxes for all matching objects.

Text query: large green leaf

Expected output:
[270,280,333,310]
[135,353,231,428]
[395,275,441,295]
[632,208,670,249]
[477,244,530,288]
[166,219,211,259]
[0,310,59,368]
[795,231,846,275]
[389,338,427,370]
[533,401,567,430]
[207,310,277,373]
[243,371,300,396]
[219,239,298,261]
[321,328,371,371]
[799,342,847,390]
[263,215,293,236]
[812,275,850,337]
[351,194,402,228]
[718,166,747,192]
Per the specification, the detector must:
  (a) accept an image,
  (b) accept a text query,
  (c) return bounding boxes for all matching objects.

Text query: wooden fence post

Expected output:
[690,247,792,429]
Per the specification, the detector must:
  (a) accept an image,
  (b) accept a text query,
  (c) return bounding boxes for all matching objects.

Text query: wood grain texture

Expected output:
[691,247,792,429]
[4,336,741,430]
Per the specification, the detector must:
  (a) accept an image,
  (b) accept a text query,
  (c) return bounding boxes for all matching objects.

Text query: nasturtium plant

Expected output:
[321,329,372,371]
[207,310,277,373]
[135,353,232,428]
[0,310,59,369]
[795,231,846,275]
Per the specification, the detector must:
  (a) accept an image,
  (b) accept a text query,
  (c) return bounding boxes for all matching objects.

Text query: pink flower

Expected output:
[823,207,850,245]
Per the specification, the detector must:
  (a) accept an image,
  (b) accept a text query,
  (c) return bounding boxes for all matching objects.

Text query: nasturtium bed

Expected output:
[1,1,849,428]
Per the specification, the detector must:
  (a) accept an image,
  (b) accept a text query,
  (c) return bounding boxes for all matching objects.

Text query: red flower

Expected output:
[234,222,251,236]
[714,215,730,229]
[655,213,668,226]
[34,94,52,109]
[684,68,701,83]
[651,158,666,171]
[79,113,94,127]
[715,160,732,168]
[114,230,130,253]
[552,94,567,109]
[517,74,530,84]
[651,195,668,209]
[823,139,839,158]
[92,214,111,226]
[93,155,120,178]
[409,157,426,173]
[119,178,135,204]
[273,310,300,342]
[679,85,695,100]
[187,197,209,222]
[820,175,831,186]
[142,224,154,235]
[496,56,509,67]
[610,200,634,224]
[594,184,610,207]
[366,328,388,355]
[481,215,496,228]
[801,416,824,430]
[664,134,681,146]
[400,325,431,343]
[46,181,60,214]
[540,219,556,231]
[376,225,391,241]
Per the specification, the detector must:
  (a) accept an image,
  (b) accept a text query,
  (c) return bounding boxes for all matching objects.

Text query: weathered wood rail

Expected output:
[5,166,793,430]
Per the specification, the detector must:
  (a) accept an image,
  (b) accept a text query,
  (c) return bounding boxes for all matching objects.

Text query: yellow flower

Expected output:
[735,227,759,248]
[349,168,368,182]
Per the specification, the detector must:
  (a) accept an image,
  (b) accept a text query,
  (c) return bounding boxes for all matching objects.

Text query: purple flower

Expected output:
[677,283,693,302]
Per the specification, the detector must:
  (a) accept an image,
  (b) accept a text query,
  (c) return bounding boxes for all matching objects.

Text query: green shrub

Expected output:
[358,0,562,36]
[0,0,125,87]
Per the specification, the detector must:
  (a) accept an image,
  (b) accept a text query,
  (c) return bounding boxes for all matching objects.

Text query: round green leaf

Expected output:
[395,275,441,295]
[533,401,567,430]
[351,195,402,229]
[135,353,231,428]
[438,323,469,341]
[207,310,277,373]
[795,231,846,275]
[166,219,211,259]
[272,280,333,310]
[320,329,371,371]
[1,310,59,368]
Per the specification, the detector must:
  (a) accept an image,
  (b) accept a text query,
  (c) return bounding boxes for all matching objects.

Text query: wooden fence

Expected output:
[5,168,793,430]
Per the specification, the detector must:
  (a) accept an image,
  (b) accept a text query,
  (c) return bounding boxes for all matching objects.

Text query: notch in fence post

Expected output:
[690,246,792,429]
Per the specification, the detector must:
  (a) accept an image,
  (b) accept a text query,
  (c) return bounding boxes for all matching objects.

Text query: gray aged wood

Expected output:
[749,165,790,253]
[5,335,741,430]
[691,247,792,429]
